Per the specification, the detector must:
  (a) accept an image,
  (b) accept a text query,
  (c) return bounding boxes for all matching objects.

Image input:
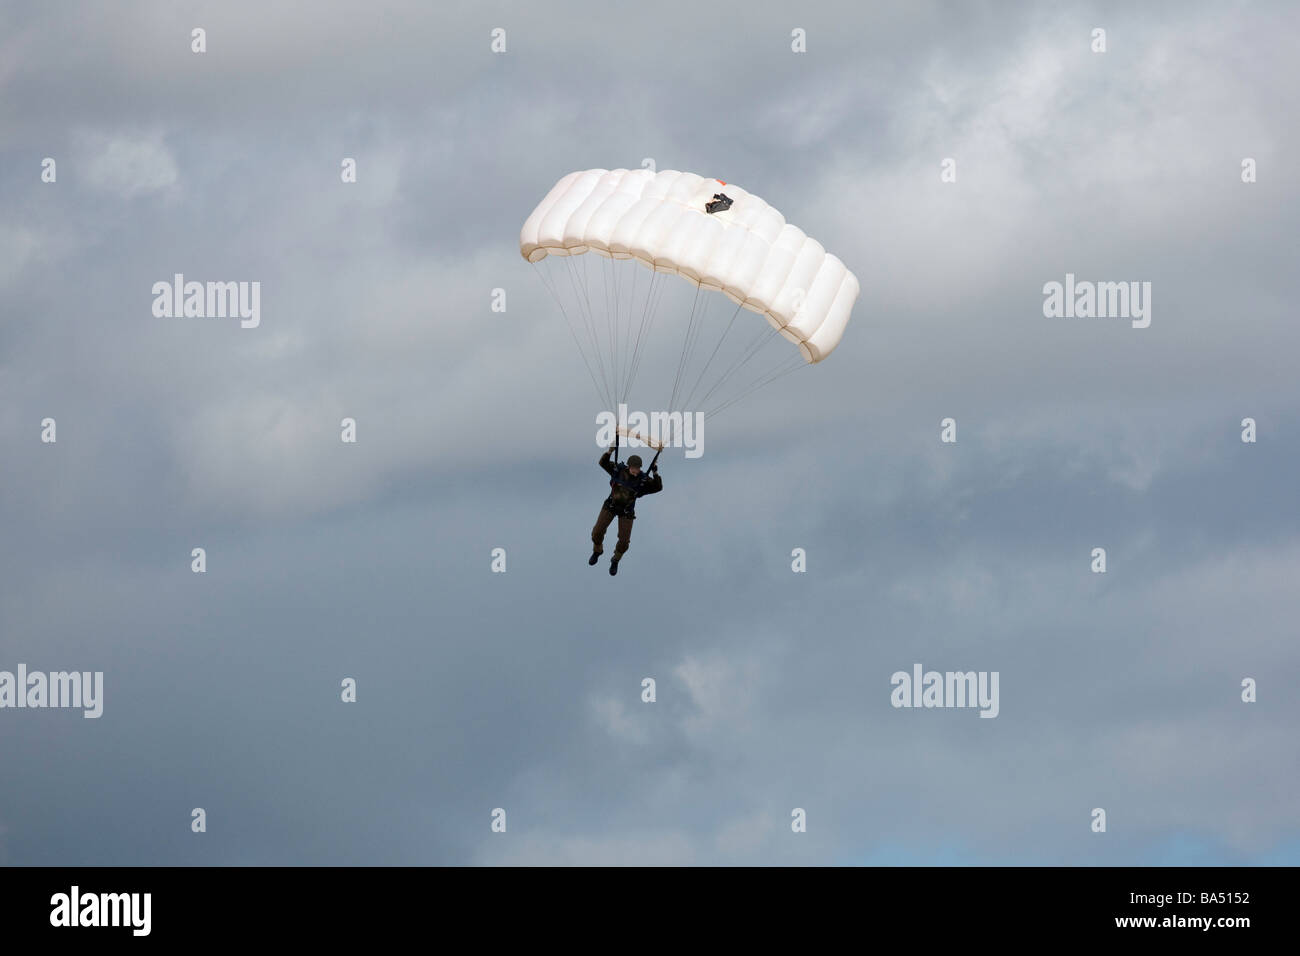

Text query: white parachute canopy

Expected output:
[521,168,860,429]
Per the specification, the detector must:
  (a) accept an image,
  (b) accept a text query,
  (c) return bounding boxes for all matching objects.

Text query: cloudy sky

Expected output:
[1,0,1296,865]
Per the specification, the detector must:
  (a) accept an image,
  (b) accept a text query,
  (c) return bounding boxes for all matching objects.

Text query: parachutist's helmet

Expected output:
[627,455,643,469]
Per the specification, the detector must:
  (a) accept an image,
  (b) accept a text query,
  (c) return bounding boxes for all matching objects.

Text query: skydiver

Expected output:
[589,444,663,576]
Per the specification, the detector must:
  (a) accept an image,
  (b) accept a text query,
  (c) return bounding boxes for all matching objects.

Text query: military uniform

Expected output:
[591,449,663,560]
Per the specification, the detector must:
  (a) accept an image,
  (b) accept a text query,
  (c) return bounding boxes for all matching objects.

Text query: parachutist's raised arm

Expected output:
[599,448,617,476]
[643,472,663,495]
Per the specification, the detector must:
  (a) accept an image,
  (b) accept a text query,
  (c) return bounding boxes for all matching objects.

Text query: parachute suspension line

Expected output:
[694,322,784,413]
[559,256,599,401]
[564,255,613,409]
[624,269,665,404]
[703,354,808,422]
[679,291,713,402]
[657,309,773,448]
[577,254,605,401]
[679,300,745,414]
[577,255,612,406]
[667,284,701,413]
[537,252,812,434]
[531,261,607,408]
[658,288,713,450]
[580,257,616,411]
[617,262,639,401]
[589,253,617,407]
[601,254,622,404]
[708,356,806,419]
[609,256,623,403]
[600,255,614,400]
[666,285,705,415]
[622,268,657,405]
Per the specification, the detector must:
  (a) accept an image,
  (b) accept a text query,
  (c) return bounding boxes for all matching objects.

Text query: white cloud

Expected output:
[79,130,179,198]
[0,226,39,288]
[590,693,651,745]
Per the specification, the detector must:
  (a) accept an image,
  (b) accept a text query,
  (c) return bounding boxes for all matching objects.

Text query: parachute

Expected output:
[521,168,860,437]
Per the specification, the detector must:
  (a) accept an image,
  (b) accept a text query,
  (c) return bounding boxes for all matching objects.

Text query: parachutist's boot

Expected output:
[609,556,620,576]
[588,551,600,566]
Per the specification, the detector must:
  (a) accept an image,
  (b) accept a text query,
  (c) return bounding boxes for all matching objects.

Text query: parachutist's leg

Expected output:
[614,516,633,559]
[591,506,615,556]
